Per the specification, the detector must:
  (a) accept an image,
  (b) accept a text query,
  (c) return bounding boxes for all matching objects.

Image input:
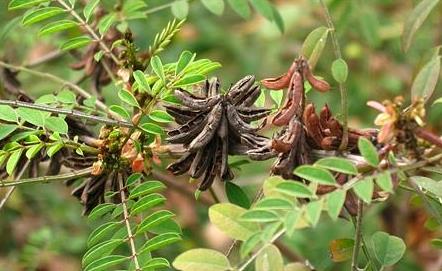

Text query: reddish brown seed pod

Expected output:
[272,72,303,126]
[272,139,293,153]
[303,103,316,124]
[321,136,339,150]
[416,128,442,148]
[327,119,343,137]
[303,64,331,92]
[261,60,297,90]
[305,114,323,147]
[319,104,331,128]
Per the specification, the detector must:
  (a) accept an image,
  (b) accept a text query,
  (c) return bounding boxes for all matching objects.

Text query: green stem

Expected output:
[351,200,363,271]
[0,99,133,128]
[319,0,348,151]
[0,60,112,116]
[0,167,92,187]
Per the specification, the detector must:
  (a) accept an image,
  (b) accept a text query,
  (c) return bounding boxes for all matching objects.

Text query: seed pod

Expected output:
[415,127,442,148]
[303,64,331,92]
[272,71,304,126]
[261,61,297,90]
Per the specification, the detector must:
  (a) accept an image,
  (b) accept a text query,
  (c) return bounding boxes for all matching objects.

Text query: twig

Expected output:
[0,99,134,128]
[0,167,92,187]
[25,50,65,68]
[237,229,285,271]
[351,200,363,271]
[0,160,30,211]
[118,174,141,271]
[319,0,348,151]
[144,1,184,15]
[0,60,111,115]
[55,0,121,66]
[209,187,221,203]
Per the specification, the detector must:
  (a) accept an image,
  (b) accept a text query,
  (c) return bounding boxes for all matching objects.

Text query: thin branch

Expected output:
[0,99,134,128]
[0,167,92,187]
[25,50,65,68]
[319,0,348,151]
[209,187,221,203]
[144,2,182,15]
[351,200,363,271]
[0,160,30,210]
[118,174,141,271]
[0,60,112,115]
[238,229,285,271]
[55,0,121,66]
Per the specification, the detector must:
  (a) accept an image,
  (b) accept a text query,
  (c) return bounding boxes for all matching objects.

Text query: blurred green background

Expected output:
[0,0,441,270]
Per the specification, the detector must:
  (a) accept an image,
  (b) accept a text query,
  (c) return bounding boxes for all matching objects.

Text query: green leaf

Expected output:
[98,13,115,36]
[35,94,57,104]
[314,157,357,175]
[149,110,174,123]
[151,55,165,83]
[173,248,231,271]
[133,70,151,94]
[411,55,441,102]
[137,210,175,234]
[410,176,442,197]
[272,6,284,33]
[353,177,374,204]
[331,58,348,83]
[57,89,76,104]
[202,0,224,15]
[329,238,355,262]
[327,190,346,221]
[88,203,116,221]
[22,7,65,26]
[227,0,251,19]
[241,209,279,223]
[358,137,379,167]
[82,239,124,267]
[225,182,251,209]
[0,124,18,141]
[17,107,45,127]
[402,0,440,52]
[26,142,44,159]
[118,89,140,108]
[129,181,166,199]
[293,165,336,185]
[376,172,394,193]
[39,20,77,36]
[8,0,49,10]
[142,258,170,270]
[173,74,206,87]
[6,148,23,175]
[109,105,130,120]
[208,203,259,240]
[87,222,122,247]
[255,244,284,271]
[130,193,165,215]
[84,255,127,271]
[275,181,314,198]
[240,232,262,258]
[372,231,406,266]
[176,51,195,75]
[433,97,442,106]
[284,263,310,271]
[46,142,63,157]
[60,36,92,51]
[0,105,17,123]
[126,172,143,187]
[431,238,442,249]
[255,197,293,210]
[301,26,329,69]
[83,0,100,22]
[44,116,68,134]
[306,199,323,227]
[140,233,181,253]
[140,122,163,135]
[171,0,189,19]
[250,0,273,21]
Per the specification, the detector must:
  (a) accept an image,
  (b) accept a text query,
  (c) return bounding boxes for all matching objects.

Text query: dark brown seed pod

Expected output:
[261,60,298,90]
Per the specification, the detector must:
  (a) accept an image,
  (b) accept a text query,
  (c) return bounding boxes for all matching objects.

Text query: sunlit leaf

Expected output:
[60,36,92,51]
[0,124,18,141]
[9,0,49,10]
[306,199,323,226]
[276,181,314,198]
[208,203,259,240]
[202,0,225,16]
[171,0,189,19]
[84,255,127,271]
[241,209,279,223]
[331,58,349,83]
[327,190,346,221]
[140,233,181,253]
[6,148,23,175]
[137,210,175,234]
[109,105,130,120]
[293,165,336,185]
[353,177,374,203]
[314,157,357,175]
[39,20,77,36]
[118,89,140,108]
[0,105,17,123]
[173,248,231,271]
[44,116,68,134]
[255,245,284,271]
[358,137,379,167]
[376,172,394,193]
[83,0,100,22]
[140,122,163,135]
[133,70,151,94]
[129,181,166,199]
[82,239,124,267]
[130,193,166,215]
[240,232,262,258]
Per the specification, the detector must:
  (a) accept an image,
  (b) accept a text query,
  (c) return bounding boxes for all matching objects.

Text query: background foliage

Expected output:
[0,0,441,270]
